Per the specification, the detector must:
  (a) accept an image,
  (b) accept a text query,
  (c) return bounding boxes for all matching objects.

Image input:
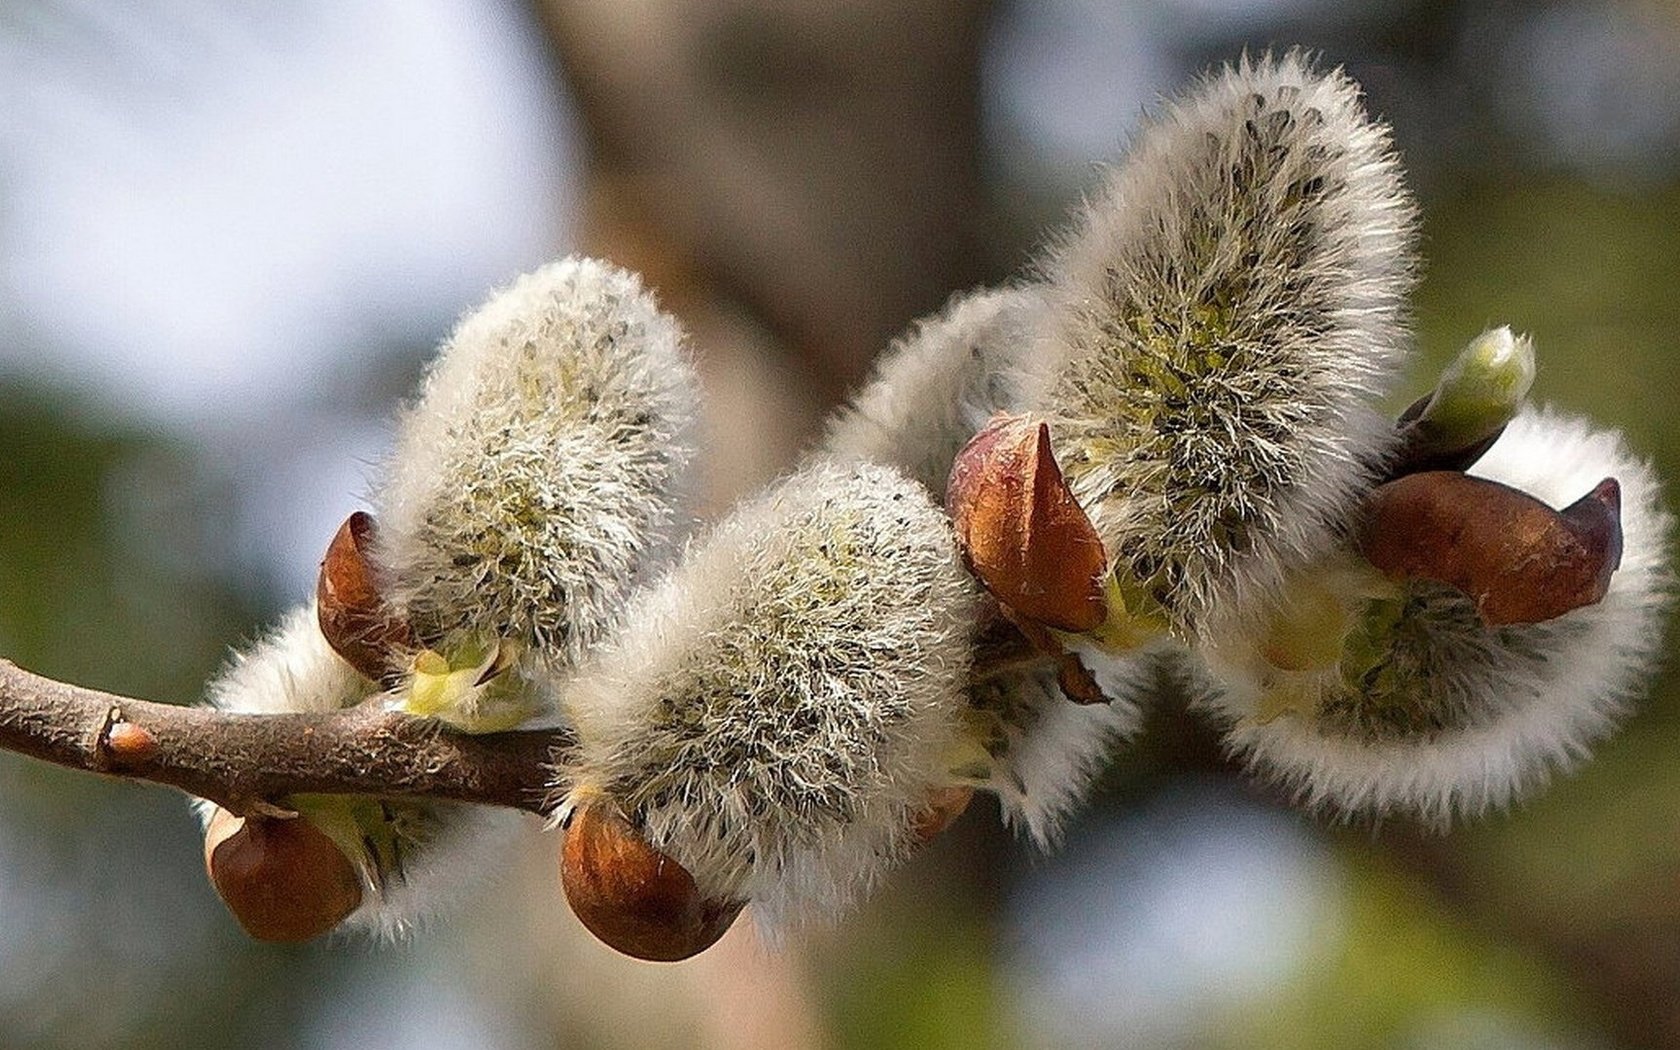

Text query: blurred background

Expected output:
[1,0,1678,1047]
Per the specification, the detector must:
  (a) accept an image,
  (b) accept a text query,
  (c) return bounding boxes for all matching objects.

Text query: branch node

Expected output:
[101,718,161,769]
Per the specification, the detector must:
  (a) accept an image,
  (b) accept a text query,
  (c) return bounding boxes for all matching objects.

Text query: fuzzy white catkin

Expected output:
[378,256,701,671]
[1036,51,1417,642]
[823,284,1146,835]
[559,459,977,926]
[1199,408,1674,823]
[205,605,366,718]
[199,257,702,935]
[199,607,525,938]
[824,284,1049,496]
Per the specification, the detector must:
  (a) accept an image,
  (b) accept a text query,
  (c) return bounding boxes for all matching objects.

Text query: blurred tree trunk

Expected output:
[537,0,996,420]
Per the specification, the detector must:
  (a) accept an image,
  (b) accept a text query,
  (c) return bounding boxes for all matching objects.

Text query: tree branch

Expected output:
[0,659,566,817]
[0,627,1051,820]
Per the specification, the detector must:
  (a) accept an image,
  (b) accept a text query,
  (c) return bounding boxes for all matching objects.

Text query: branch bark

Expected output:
[0,626,1050,819]
[0,659,566,817]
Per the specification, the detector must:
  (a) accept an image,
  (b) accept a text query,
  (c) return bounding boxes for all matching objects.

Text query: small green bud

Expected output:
[1393,326,1535,476]
[401,641,532,733]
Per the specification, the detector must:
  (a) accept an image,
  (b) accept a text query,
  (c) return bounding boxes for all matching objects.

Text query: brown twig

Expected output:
[0,659,566,817]
[0,627,1047,817]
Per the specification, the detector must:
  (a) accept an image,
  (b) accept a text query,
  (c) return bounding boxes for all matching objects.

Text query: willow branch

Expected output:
[0,629,1048,819]
[0,659,567,817]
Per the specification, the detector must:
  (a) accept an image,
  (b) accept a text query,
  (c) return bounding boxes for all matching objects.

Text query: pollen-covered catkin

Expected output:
[200,608,524,938]
[824,285,1049,496]
[1197,408,1673,823]
[1035,51,1417,642]
[559,459,977,926]
[378,256,701,674]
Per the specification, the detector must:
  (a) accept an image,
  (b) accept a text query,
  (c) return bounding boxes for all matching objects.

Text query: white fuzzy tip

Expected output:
[824,284,1049,496]
[1411,327,1537,453]
[378,256,701,668]
[1454,327,1536,397]
[560,458,977,926]
[1199,407,1673,824]
[1037,51,1418,641]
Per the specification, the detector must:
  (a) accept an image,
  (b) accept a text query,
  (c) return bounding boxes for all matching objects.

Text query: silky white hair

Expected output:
[968,643,1156,846]
[824,284,1049,496]
[1199,408,1673,823]
[378,256,701,669]
[558,459,977,926]
[1035,51,1417,643]
[205,605,367,717]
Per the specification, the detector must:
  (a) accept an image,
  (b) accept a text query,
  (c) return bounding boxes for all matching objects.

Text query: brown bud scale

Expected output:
[1386,391,1506,479]
[203,807,363,943]
[561,797,742,962]
[317,512,413,681]
[102,720,159,767]
[1001,612,1115,706]
[947,414,1108,633]
[910,786,976,845]
[1358,471,1623,627]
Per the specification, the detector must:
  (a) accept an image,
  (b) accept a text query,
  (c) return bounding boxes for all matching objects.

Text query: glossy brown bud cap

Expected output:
[947,414,1108,633]
[1359,472,1623,626]
[203,806,363,942]
[561,796,743,962]
[317,512,413,681]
